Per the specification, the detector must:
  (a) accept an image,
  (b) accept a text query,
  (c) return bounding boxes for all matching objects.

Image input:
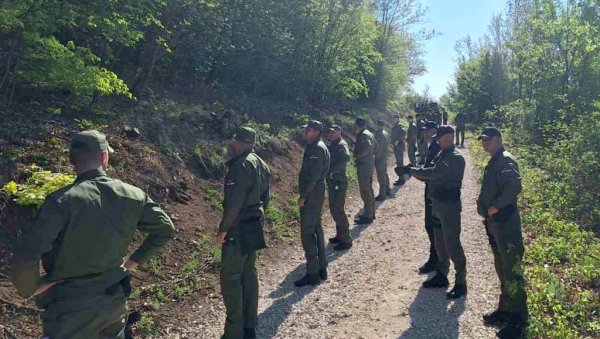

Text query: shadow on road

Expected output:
[398,288,466,339]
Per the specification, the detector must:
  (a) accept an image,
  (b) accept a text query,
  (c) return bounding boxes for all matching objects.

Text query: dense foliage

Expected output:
[0,0,428,110]
[2,165,75,208]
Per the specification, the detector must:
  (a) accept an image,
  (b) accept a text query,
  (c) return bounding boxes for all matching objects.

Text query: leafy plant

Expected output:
[2,165,75,208]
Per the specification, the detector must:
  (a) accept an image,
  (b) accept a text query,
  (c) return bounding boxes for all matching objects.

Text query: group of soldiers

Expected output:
[9,112,527,339]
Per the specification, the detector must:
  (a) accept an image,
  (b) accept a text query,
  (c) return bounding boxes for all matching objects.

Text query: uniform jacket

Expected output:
[407,123,418,144]
[299,139,330,199]
[411,146,465,201]
[327,138,350,184]
[374,129,391,161]
[354,129,376,165]
[390,124,406,148]
[477,148,522,218]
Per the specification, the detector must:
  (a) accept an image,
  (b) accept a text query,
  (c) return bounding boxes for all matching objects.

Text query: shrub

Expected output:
[2,165,75,208]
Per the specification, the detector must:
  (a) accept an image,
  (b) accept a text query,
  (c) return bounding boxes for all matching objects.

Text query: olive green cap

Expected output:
[327,125,342,133]
[303,120,323,132]
[234,126,257,144]
[70,130,114,155]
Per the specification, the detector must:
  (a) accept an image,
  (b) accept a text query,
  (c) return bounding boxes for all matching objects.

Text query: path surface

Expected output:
[172,143,499,338]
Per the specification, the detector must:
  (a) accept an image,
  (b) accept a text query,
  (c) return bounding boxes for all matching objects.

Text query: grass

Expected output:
[203,187,223,211]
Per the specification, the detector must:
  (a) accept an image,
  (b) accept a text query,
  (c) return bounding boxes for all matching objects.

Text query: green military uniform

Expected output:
[374,127,391,199]
[416,118,428,164]
[219,128,270,339]
[455,112,467,146]
[390,123,406,167]
[354,128,376,220]
[11,131,174,339]
[406,122,418,165]
[410,144,467,286]
[299,134,330,277]
[327,136,351,245]
[477,147,527,321]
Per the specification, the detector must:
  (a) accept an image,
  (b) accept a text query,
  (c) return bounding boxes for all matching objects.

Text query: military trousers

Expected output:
[432,199,467,285]
[356,162,375,220]
[407,143,417,166]
[455,126,465,145]
[328,180,351,245]
[393,144,405,167]
[423,186,439,264]
[42,287,128,339]
[300,184,327,276]
[417,140,428,165]
[485,212,528,320]
[375,157,390,198]
[220,241,258,339]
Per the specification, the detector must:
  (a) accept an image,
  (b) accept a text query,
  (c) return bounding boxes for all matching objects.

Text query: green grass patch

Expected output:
[203,187,223,211]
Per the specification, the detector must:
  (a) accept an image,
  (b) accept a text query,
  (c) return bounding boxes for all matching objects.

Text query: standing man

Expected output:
[326,125,352,251]
[374,120,391,201]
[11,130,175,338]
[442,108,448,125]
[390,115,406,186]
[296,120,330,287]
[455,111,467,146]
[398,126,467,299]
[217,126,271,339]
[477,127,528,339]
[406,115,418,166]
[416,114,428,165]
[353,117,377,224]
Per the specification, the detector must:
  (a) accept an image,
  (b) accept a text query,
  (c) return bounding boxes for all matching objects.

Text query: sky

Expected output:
[411,0,508,100]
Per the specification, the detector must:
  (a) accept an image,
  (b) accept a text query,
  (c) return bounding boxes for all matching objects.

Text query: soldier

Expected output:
[418,121,441,274]
[390,115,406,186]
[397,126,467,299]
[455,111,467,146]
[326,125,352,251]
[416,114,428,165]
[476,127,528,339]
[296,120,330,287]
[442,108,448,125]
[11,130,175,338]
[353,117,377,224]
[374,120,391,201]
[217,126,271,339]
[406,115,418,166]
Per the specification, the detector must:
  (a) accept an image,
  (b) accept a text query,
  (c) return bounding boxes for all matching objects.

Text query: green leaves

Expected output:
[2,165,75,208]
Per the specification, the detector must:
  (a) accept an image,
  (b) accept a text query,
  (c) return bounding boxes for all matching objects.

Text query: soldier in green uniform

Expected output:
[455,111,467,146]
[390,115,406,186]
[476,127,528,339]
[296,120,330,287]
[406,115,418,166]
[374,120,391,201]
[217,127,271,339]
[416,114,428,165]
[11,130,175,339]
[326,125,352,251]
[353,118,377,224]
[398,126,467,299]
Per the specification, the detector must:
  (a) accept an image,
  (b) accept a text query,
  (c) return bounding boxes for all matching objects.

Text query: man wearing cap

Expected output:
[397,125,467,299]
[374,120,391,201]
[477,127,528,339]
[455,111,467,146]
[217,126,271,339]
[326,126,352,251]
[390,115,406,186]
[353,118,377,224]
[296,120,330,287]
[11,130,175,338]
[406,115,418,166]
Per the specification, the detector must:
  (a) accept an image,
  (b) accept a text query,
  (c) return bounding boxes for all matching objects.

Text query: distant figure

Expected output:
[406,115,418,166]
[374,120,392,201]
[442,109,448,125]
[11,130,174,338]
[390,115,406,186]
[296,120,330,287]
[455,112,467,146]
[416,114,428,164]
[217,126,271,339]
[326,125,352,251]
[353,118,377,224]
[477,127,528,339]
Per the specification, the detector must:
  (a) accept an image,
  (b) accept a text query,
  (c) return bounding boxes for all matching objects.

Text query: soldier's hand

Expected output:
[297,197,306,208]
[487,206,499,217]
[394,165,410,176]
[216,232,227,245]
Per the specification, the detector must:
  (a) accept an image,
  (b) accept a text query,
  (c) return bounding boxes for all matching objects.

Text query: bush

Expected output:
[1,165,75,208]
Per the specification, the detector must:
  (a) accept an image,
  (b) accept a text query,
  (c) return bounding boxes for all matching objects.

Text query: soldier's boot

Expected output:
[356,216,374,224]
[496,315,526,339]
[294,275,320,287]
[418,258,438,274]
[319,268,328,281]
[333,242,352,251]
[422,271,449,288]
[394,178,405,186]
[375,195,386,202]
[446,284,467,299]
[483,310,512,327]
[244,328,256,339]
[329,236,341,244]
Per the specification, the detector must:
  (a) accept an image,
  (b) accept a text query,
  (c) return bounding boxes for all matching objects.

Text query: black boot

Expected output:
[319,268,328,281]
[422,272,449,288]
[355,216,374,224]
[329,236,341,244]
[375,195,386,201]
[244,328,256,339]
[394,179,405,186]
[294,275,320,287]
[418,259,438,274]
[446,284,467,299]
[334,242,352,251]
[483,310,512,327]
[497,315,526,339]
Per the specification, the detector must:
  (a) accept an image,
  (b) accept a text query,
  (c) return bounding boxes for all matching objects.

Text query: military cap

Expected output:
[433,125,454,138]
[375,120,385,127]
[478,127,502,140]
[327,125,342,133]
[234,126,257,144]
[407,114,414,119]
[355,117,368,127]
[303,120,324,132]
[70,130,114,155]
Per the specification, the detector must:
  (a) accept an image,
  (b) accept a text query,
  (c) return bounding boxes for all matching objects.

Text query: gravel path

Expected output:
[173,143,499,338]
